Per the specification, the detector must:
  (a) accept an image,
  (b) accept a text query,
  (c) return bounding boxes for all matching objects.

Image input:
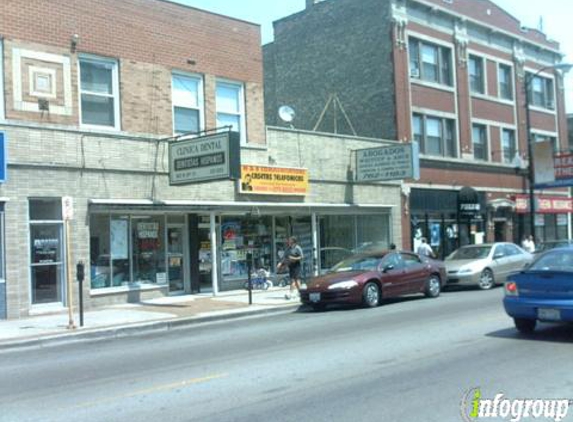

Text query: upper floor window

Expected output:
[472,124,488,161]
[502,129,516,164]
[528,73,555,110]
[498,64,513,100]
[469,55,485,94]
[408,38,452,86]
[413,113,456,158]
[79,56,119,129]
[216,80,245,142]
[172,73,203,135]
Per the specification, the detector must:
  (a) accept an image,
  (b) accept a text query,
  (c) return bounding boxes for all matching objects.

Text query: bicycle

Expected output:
[243,268,273,290]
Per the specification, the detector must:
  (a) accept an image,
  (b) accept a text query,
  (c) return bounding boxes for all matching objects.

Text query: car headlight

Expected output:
[328,281,358,290]
[299,284,308,291]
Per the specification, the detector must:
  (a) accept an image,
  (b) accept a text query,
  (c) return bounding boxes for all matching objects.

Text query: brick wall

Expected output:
[0,0,265,143]
[264,0,396,140]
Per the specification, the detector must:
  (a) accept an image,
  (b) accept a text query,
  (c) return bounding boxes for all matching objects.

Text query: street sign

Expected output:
[62,196,74,220]
[0,132,6,183]
[355,142,419,182]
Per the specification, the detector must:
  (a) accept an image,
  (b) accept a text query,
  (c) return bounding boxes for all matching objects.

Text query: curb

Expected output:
[0,304,301,352]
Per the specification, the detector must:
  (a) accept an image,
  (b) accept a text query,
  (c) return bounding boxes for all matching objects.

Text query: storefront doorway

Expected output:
[167,224,186,293]
[29,199,65,306]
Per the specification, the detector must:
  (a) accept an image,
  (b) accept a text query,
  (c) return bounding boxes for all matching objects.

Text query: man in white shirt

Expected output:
[521,235,535,253]
[416,237,435,258]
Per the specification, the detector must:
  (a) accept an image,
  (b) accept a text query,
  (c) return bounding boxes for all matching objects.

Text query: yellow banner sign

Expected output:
[240,165,309,196]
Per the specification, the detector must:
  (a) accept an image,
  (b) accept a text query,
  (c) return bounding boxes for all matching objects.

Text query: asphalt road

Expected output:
[1,287,572,422]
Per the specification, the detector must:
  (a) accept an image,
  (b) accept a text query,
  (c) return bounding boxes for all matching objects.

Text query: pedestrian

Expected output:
[416,237,435,258]
[278,236,303,300]
[521,235,535,253]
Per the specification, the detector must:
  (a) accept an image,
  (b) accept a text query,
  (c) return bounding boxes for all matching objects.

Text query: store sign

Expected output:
[355,142,419,182]
[458,187,481,219]
[239,165,309,196]
[535,151,573,189]
[515,194,573,214]
[0,132,6,183]
[168,132,240,185]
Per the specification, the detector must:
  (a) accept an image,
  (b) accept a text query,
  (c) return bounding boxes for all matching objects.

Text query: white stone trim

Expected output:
[12,48,72,115]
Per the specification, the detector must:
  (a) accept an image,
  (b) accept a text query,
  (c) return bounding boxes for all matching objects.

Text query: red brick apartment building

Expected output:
[264,0,571,257]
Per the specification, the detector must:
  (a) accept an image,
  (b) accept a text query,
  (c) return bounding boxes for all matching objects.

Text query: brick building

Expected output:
[0,0,400,319]
[264,0,572,257]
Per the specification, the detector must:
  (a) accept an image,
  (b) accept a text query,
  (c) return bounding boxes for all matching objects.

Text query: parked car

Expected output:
[503,247,573,333]
[535,239,573,254]
[445,243,532,290]
[300,251,446,311]
[319,247,353,274]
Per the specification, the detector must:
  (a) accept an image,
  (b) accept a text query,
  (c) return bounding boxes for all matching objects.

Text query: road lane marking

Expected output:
[65,373,229,410]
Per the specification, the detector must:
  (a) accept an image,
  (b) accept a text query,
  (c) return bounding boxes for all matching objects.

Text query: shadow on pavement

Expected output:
[486,323,573,344]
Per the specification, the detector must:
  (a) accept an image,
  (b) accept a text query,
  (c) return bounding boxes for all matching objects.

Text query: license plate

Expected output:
[309,293,321,303]
[538,308,561,321]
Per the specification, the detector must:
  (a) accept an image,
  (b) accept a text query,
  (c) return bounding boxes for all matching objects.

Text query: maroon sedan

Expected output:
[300,251,446,311]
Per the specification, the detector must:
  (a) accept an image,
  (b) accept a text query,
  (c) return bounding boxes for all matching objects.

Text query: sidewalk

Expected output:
[0,287,301,351]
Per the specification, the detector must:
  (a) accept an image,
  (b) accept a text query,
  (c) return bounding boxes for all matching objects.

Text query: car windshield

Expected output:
[529,250,573,273]
[449,246,491,260]
[330,255,383,273]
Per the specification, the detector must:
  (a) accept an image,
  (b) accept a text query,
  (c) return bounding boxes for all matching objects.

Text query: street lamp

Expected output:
[524,63,573,240]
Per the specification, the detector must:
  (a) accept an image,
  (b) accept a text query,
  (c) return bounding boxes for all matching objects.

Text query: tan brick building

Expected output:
[0,0,400,319]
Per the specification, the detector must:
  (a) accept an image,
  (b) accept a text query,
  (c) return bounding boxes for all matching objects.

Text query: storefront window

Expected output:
[133,216,166,284]
[220,215,273,291]
[90,214,166,289]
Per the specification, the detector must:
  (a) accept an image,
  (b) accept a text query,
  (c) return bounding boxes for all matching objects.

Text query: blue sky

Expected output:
[173,0,573,112]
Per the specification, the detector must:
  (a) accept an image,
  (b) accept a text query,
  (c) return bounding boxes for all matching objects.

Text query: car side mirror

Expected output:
[383,264,394,273]
[493,253,504,260]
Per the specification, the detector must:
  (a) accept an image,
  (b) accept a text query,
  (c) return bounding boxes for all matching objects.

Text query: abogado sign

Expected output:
[168,132,240,185]
[355,142,419,182]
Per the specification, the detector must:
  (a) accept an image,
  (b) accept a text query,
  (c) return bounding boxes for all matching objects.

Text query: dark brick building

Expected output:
[264,0,572,254]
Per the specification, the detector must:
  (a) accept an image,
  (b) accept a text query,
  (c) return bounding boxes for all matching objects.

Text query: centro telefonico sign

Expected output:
[168,132,240,185]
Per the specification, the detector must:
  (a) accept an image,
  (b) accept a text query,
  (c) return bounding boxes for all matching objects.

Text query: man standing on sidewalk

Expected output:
[280,236,303,300]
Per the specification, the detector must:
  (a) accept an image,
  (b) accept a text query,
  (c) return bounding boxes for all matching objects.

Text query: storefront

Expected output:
[88,202,393,295]
[514,194,572,243]
[410,188,487,259]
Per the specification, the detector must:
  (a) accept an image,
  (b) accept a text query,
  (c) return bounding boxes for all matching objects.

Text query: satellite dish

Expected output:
[278,105,296,124]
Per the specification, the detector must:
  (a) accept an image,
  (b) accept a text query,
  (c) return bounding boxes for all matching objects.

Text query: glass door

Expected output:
[30,223,64,304]
[167,224,186,293]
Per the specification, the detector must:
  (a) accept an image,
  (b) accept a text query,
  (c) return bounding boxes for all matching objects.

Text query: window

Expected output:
[172,73,203,135]
[498,64,513,100]
[216,80,245,142]
[502,129,516,164]
[79,56,119,128]
[408,38,452,86]
[469,55,485,94]
[528,73,555,109]
[413,113,456,158]
[472,124,488,161]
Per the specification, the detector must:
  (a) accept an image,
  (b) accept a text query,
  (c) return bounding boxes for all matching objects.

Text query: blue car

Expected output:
[503,247,573,334]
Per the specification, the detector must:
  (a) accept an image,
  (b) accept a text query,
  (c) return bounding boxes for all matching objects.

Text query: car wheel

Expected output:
[514,318,536,334]
[478,268,495,290]
[362,282,380,308]
[424,274,441,298]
